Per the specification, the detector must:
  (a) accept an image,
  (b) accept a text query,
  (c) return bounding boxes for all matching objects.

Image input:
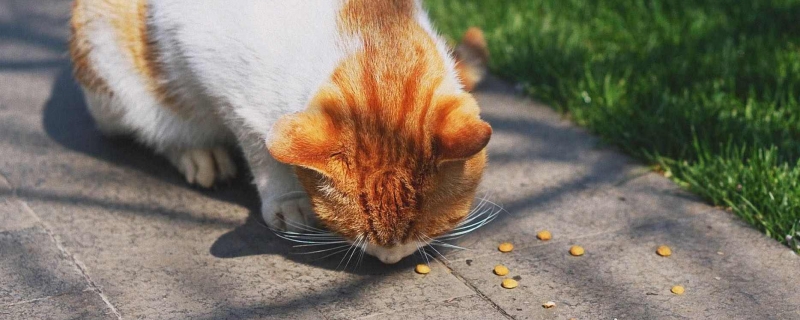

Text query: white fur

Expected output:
[77,0,461,263]
[365,242,423,264]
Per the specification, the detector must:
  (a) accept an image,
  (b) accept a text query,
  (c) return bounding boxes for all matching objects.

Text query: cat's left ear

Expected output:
[433,93,492,162]
[267,111,339,174]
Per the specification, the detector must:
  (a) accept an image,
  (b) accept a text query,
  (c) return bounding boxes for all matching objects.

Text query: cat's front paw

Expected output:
[166,147,237,188]
[262,195,319,232]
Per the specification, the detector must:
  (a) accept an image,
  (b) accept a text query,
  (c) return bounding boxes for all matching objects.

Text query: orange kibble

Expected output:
[501,278,518,289]
[415,264,431,274]
[537,230,552,241]
[498,242,514,252]
[569,245,585,256]
[493,265,509,276]
[671,285,685,295]
[656,245,672,257]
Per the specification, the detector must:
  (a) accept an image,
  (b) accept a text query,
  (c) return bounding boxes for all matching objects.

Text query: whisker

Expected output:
[423,250,438,267]
[274,230,336,236]
[444,220,496,239]
[422,234,451,265]
[278,218,328,234]
[336,238,358,270]
[343,235,364,271]
[454,207,491,229]
[450,193,496,230]
[313,246,354,261]
[276,232,342,240]
[451,208,494,231]
[466,196,488,217]
[292,241,349,248]
[274,233,344,245]
[294,244,352,255]
[338,235,363,271]
[478,198,510,216]
[356,238,367,268]
[417,235,430,265]
[469,192,493,214]
[429,241,469,251]
[438,207,502,240]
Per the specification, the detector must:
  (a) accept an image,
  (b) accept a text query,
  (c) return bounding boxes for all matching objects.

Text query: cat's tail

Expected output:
[454,27,489,92]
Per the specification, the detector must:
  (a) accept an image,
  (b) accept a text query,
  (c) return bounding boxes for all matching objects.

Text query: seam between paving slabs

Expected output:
[18,200,123,319]
[351,294,504,320]
[436,259,516,319]
[0,287,97,308]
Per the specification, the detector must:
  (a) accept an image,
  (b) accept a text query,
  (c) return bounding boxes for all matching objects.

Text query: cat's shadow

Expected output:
[42,67,431,275]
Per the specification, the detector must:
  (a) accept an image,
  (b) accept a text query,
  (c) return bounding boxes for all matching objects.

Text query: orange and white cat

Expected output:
[70,0,491,264]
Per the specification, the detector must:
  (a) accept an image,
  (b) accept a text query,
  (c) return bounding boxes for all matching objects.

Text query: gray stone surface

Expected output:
[356,295,507,320]
[0,198,38,233]
[1,0,799,319]
[0,227,88,305]
[0,290,115,320]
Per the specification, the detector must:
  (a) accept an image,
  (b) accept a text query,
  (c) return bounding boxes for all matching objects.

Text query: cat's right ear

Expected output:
[267,111,339,174]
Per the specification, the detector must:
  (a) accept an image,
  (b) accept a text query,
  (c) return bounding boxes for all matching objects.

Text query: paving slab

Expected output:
[450,211,800,319]
[0,226,87,305]
[0,290,115,320]
[356,295,507,320]
[1,0,800,319]
[1,197,38,233]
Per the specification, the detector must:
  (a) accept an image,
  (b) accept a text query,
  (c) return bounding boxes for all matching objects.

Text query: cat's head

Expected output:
[267,1,491,264]
[268,88,491,263]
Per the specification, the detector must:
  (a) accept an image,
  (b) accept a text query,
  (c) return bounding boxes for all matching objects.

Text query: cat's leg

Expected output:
[236,130,317,231]
[142,112,238,188]
[79,85,237,188]
[260,160,318,232]
[71,0,236,188]
[163,147,237,188]
[81,87,130,137]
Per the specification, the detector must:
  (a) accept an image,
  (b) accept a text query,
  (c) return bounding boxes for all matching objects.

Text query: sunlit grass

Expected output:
[427,0,800,250]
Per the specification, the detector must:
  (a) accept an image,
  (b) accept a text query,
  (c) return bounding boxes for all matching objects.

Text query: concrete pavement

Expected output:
[1,1,799,319]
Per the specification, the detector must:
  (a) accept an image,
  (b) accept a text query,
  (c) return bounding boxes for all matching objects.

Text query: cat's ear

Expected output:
[433,94,492,161]
[267,111,339,174]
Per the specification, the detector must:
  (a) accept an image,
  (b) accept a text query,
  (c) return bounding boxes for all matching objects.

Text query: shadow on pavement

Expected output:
[40,66,438,274]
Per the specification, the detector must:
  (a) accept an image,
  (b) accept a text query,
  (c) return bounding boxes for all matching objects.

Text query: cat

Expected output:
[69,0,491,264]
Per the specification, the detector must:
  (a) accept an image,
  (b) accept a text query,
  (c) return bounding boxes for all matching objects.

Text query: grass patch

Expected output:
[426,0,800,250]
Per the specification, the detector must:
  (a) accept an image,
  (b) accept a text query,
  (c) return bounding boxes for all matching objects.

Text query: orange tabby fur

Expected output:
[70,0,183,115]
[268,0,491,245]
[69,0,110,95]
[71,0,491,248]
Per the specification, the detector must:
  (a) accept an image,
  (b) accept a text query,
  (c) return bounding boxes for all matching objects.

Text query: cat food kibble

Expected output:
[671,285,685,295]
[415,264,431,274]
[569,245,585,256]
[537,230,552,241]
[542,301,556,309]
[493,265,509,276]
[498,242,514,252]
[656,245,672,257]
[501,278,518,289]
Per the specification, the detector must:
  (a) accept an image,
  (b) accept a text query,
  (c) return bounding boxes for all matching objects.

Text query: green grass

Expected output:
[426,0,800,250]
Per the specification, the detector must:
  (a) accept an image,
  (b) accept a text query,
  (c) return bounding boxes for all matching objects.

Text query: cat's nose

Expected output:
[365,242,420,264]
[377,254,403,264]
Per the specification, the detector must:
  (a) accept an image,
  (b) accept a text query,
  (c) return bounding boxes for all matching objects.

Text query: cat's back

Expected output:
[149,0,353,119]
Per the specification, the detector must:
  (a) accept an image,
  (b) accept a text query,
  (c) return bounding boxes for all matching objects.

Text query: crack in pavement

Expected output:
[0,287,94,308]
[18,200,123,319]
[434,257,516,319]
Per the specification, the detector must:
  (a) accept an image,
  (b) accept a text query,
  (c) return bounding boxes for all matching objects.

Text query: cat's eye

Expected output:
[329,151,350,169]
